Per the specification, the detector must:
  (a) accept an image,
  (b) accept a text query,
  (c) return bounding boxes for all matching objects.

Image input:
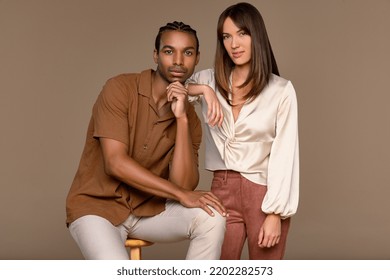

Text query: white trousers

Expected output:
[69,199,226,260]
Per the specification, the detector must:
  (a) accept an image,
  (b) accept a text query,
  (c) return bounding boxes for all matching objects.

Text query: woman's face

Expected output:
[222,17,252,68]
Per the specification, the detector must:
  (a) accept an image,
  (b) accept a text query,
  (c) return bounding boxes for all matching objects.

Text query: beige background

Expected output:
[1,0,389,260]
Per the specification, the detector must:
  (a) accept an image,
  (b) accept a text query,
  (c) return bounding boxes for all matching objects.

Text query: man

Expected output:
[66,21,226,260]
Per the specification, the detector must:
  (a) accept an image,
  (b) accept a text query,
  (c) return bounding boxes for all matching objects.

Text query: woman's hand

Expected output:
[258,213,281,248]
[187,84,224,127]
[203,86,224,127]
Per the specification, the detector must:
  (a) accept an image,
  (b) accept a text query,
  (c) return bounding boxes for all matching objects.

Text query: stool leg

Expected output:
[130,247,141,260]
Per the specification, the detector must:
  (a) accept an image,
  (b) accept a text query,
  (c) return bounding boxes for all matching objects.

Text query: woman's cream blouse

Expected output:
[188,69,299,218]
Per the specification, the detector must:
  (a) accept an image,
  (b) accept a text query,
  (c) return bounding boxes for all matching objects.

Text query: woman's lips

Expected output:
[232,51,244,59]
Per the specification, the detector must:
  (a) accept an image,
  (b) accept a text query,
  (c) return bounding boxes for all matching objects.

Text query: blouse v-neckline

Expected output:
[228,73,251,124]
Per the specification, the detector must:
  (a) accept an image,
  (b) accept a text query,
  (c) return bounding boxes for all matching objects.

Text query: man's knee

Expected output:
[194,208,226,237]
[210,209,226,232]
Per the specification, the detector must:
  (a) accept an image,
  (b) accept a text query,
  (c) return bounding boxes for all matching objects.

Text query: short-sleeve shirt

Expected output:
[66,69,202,226]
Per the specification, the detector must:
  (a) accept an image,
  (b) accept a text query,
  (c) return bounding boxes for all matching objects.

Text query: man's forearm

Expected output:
[169,116,199,190]
[101,137,188,201]
[108,153,190,200]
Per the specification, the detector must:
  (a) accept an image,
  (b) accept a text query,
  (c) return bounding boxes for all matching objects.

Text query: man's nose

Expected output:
[173,53,184,65]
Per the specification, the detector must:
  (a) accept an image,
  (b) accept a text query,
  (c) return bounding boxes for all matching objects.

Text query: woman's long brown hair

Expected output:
[214,2,279,105]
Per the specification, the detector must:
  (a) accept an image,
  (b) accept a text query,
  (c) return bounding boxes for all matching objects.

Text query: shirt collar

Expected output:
[138,69,154,98]
[138,69,175,121]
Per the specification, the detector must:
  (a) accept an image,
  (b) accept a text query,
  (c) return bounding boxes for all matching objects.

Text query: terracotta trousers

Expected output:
[211,170,291,260]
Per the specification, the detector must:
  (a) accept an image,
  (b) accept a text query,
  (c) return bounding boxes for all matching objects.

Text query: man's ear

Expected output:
[195,51,200,65]
[153,49,158,64]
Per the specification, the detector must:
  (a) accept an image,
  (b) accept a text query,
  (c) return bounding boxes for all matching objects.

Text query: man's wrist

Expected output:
[175,115,189,124]
[174,187,188,203]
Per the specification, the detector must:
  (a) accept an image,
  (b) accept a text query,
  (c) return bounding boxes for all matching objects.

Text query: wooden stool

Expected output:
[125,238,154,260]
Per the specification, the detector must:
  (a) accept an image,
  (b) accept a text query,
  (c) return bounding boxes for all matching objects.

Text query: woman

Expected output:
[183,2,299,259]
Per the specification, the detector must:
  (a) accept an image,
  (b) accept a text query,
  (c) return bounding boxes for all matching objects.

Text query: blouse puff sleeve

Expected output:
[185,69,215,104]
[262,81,299,219]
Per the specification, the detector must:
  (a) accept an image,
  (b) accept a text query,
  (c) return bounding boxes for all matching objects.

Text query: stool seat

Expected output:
[125,238,154,260]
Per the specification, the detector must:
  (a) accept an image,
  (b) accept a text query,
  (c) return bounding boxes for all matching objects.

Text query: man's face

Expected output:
[154,30,200,84]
